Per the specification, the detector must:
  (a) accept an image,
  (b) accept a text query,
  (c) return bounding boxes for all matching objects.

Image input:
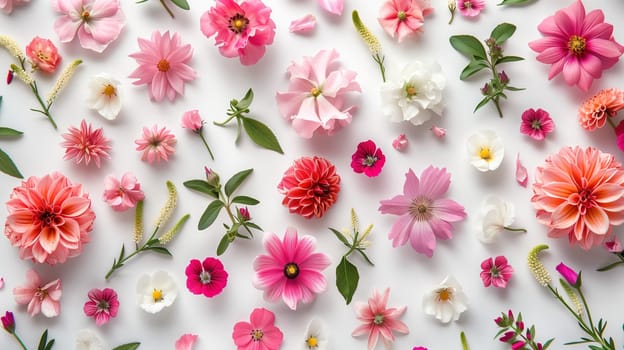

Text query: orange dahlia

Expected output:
[578,88,624,131]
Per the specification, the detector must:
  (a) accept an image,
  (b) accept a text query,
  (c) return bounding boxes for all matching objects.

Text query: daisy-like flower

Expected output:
[466,129,504,172]
[134,124,177,164]
[87,73,122,120]
[76,329,107,350]
[480,256,514,288]
[352,288,408,350]
[136,270,178,314]
[422,275,468,323]
[0,0,29,14]
[25,37,61,74]
[578,88,624,131]
[175,334,198,350]
[128,31,197,102]
[302,319,328,350]
[378,0,433,43]
[351,140,386,177]
[475,196,524,244]
[520,108,555,140]
[102,172,144,212]
[13,269,62,318]
[232,308,283,350]
[456,0,484,17]
[253,228,331,310]
[378,166,467,257]
[380,61,445,126]
[83,288,119,326]
[61,119,111,168]
[185,257,228,298]
[528,0,624,92]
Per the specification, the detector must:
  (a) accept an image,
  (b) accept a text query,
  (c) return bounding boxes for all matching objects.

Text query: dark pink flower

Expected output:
[61,119,111,168]
[351,140,385,177]
[83,288,119,326]
[556,262,579,286]
[520,108,554,141]
[185,257,228,298]
[232,308,283,350]
[1,311,15,334]
[480,256,514,288]
[25,37,61,73]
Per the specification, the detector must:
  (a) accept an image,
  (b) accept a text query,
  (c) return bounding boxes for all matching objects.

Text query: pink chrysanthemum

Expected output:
[352,288,408,350]
[13,269,62,318]
[578,88,624,131]
[61,119,111,168]
[457,0,484,17]
[83,288,119,326]
[5,172,95,265]
[378,166,467,257]
[253,228,331,310]
[480,256,514,288]
[185,257,228,298]
[102,172,144,212]
[378,0,433,43]
[351,140,386,177]
[134,124,176,164]
[532,146,624,249]
[520,108,555,141]
[128,31,196,102]
[528,0,624,92]
[232,308,283,350]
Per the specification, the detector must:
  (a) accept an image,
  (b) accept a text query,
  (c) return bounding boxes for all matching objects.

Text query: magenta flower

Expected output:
[378,0,433,43]
[232,308,283,350]
[13,269,62,318]
[351,140,386,177]
[480,256,514,288]
[200,0,276,66]
[457,0,484,17]
[61,119,111,168]
[134,124,177,164]
[378,166,467,257]
[253,228,331,310]
[185,257,228,298]
[528,0,624,92]
[352,288,408,350]
[1,311,15,334]
[520,108,555,141]
[102,172,145,211]
[83,288,119,326]
[556,262,580,287]
[128,31,196,102]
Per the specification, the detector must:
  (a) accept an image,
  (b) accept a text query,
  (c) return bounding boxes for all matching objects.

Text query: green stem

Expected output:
[17,58,57,129]
[577,288,613,349]
[198,132,215,160]
[219,187,238,236]
[607,117,617,129]
[105,227,158,280]
[372,53,386,82]
[159,0,175,18]
[493,97,504,118]
[448,9,455,24]
[13,333,28,350]
[503,226,527,233]
[512,325,541,350]
[213,114,237,127]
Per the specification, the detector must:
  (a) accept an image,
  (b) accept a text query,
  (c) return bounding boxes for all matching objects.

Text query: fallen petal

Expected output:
[289,14,317,34]
[516,153,528,187]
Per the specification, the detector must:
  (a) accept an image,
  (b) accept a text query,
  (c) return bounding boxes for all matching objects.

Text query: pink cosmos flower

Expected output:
[379,166,467,257]
[13,269,62,318]
[528,0,624,92]
[352,288,408,350]
[515,153,528,187]
[102,172,144,212]
[128,31,196,102]
[25,37,61,73]
[52,0,125,53]
[457,0,484,17]
[480,256,514,288]
[232,308,283,350]
[5,172,96,264]
[378,0,433,43]
[289,14,316,34]
[181,109,203,132]
[83,288,119,326]
[185,257,228,298]
[520,108,555,141]
[351,140,386,177]
[253,228,331,310]
[0,0,29,14]
[276,49,361,138]
[175,334,198,350]
[200,0,276,66]
[134,124,176,164]
[61,119,111,168]
[392,134,408,151]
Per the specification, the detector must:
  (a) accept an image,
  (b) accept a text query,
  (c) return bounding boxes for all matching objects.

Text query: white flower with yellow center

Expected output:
[466,129,504,171]
[422,276,468,323]
[302,319,328,350]
[136,270,178,314]
[86,73,122,120]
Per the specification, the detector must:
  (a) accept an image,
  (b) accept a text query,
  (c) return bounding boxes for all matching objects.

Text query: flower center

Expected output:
[152,288,163,302]
[363,155,378,167]
[200,270,212,284]
[102,84,116,97]
[251,329,264,341]
[531,119,542,130]
[409,197,432,221]
[35,288,48,301]
[284,263,300,279]
[36,51,49,62]
[567,178,596,215]
[373,314,385,325]
[404,83,417,98]
[229,14,249,33]
[97,300,110,311]
[397,11,407,21]
[479,147,492,161]
[310,87,322,97]
[38,210,57,227]
[311,181,331,198]
[489,266,500,278]
[568,35,586,56]
[81,10,90,21]
[306,336,319,348]
[464,1,472,8]
[436,288,453,302]
[157,59,170,72]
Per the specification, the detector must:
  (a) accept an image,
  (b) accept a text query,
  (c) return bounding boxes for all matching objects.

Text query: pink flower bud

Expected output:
[181,109,203,132]
[499,331,515,343]
[605,236,623,253]
[204,167,220,187]
[556,262,580,287]
[1,311,15,334]
[6,70,13,85]
[392,134,408,151]
[430,125,446,138]
[512,341,526,350]
[239,207,250,221]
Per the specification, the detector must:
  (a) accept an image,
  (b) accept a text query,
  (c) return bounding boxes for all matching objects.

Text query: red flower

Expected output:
[185,257,228,298]
[351,140,386,177]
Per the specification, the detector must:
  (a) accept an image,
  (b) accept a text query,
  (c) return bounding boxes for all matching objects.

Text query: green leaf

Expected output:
[356,248,375,266]
[0,127,23,137]
[216,234,231,255]
[44,339,55,350]
[145,246,172,256]
[498,0,534,5]
[336,256,359,305]
[169,0,189,10]
[183,180,219,198]
[242,222,263,231]
[490,23,516,44]
[543,338,554,349]
[198,200,225,230]
[38,330,48,350]
[460,60,489,80]
[241,117,284,154]
[473,96,492,113]
[503,86,525,91]
[597,260,624,271]
[449,35,487,60]
[460,331,470,350]
[231,195,260,205]
[236,88,254,110]
[112,343,141,350]
[224,168,253,197]
[495,55,524,65]
[0,147,23,178]
[329,228,351,248]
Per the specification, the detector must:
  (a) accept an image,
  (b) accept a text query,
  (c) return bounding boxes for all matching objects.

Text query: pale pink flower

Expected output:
[378,0,433,43]
[528,0,624,92]
[0,0,29,14]
[289,14,316,34]
[430,125,446,138]
[128,31,196,102]
[232,308,283,350]
[52,0,125,53]
[378,166,467,257]
[25,37,61,73]
[352,288,408,350]
[276,49,361,138]
[392,134,408,151]
[13,269,62,318]
[515,153,528,187]
[316,0,342,15]
[175,334,198,350]
[457,0,484,17]
[61,119,111,168]
[134,125,176,164]
[181,109,203,132]
[102,172,145,211]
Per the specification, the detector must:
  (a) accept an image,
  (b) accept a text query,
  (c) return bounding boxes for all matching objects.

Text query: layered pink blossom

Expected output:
[83,288,119,326]
[520,108,555,141]
[378,0,433,43]
[61,119,112,168]
[0,0,29,14]
[232,308,283,350]
[13,269,62,317]
[134,124,177,164]
[102,172,144,211]
[352,288,408,350]
[25,37,61,73]
[480,256,514,288]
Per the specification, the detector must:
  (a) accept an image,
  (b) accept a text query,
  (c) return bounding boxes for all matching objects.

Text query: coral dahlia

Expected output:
[578,88,624,131]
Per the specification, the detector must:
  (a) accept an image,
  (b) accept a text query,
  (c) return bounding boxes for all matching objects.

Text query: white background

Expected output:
[1,0,624,349]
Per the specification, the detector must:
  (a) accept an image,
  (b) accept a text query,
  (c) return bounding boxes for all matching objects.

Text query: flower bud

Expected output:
[481,83,490,95]
[181,109,203,132]
[605,236,623,253]
[499,71,509,84]
[238,207,251,221]
[204,167,220,187]
[512,341,526,350]
[1,311,15,334]
[6,70,13,85]
[556,262,580,287]
[499,331,515,343]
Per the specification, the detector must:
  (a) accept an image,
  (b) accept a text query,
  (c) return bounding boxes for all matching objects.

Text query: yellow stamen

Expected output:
[568,35,586,56]
[251,329,264,341]
[102,84,116,97]
[479,147,492,161]
[152,289,163,302]
[437,288,452,302]
[310,87,322,97]
[306,336,318,348]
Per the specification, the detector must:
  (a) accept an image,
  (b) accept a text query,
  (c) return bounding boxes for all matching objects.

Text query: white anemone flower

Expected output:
[466,129,504,171]
[422,276,468,323]
[136,270,178,314]
[76,329,107,350]
[381,61,445,126]
[302,318,328,350]
[87,73,122,120]
[476,196,523,243]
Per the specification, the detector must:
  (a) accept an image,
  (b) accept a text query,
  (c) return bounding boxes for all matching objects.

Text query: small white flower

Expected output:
[381,61,445,126]
[136,270,178,314]
[475,196,516,244]
[466,129,504,171]
[422,275,468,323]
[302,318,328,350]
[76,329,107,350]
[87,73,122,120]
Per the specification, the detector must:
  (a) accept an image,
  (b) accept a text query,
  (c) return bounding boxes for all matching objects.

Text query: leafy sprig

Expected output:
[112,343,141,350]
[136,0,189,18]
[498,0,536,6]
[494,310,553,350]
[0,98,24,178]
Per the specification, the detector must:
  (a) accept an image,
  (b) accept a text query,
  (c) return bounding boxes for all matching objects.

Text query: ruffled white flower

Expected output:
[381,61,445,126]
[466,129,504,171]
[302,318,328,350]
[87,73,122,120]
[422,275,468,323]
[136,270,178,314]
[76,329,107,350]
[475,196,517,243]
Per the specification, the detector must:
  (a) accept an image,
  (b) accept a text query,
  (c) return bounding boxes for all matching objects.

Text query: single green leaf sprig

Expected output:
[136,0,189,18]
[460,331,470,350]
[498,0,536,6]
[112,343,141,350]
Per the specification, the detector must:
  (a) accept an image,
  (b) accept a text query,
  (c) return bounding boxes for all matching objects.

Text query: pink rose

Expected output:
[25,37,61,73]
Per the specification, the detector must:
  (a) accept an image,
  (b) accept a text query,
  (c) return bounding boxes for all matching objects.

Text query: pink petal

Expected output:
[316,0,343,15]
[289,14,316,34]
[409,220,436,257]
[53,16,82,43]
[175,334,198,350]
[516,153,528,187]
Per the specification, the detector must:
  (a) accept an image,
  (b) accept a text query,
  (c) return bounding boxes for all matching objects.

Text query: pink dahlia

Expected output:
[457,0,484,17]
[200,0,276,66]
[378,0,433,43]
[528,0,624,92]
[378,166,467,257]
[351,140,385,177]
[253,228,331,310]
[5,172,95,264]
[83,288,119,326]
[134,124,176,164]
[578,88,624,131]
[185,257,228,298]
[232,308,283,350]
[128,31,196,102]
[25,37,61,74]
[13,269,62,317]
[480,256,514,288]
[102,172,144,211]
[277,156,341,219]
[519,108,555,141]
[531,146,624,249]
[352,288,408,350]
[276,49,361,138]
[61,119,111,168]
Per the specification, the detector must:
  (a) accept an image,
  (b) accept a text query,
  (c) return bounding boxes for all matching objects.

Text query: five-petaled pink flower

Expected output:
[128,31,197,102]
[528,0,624,92]
[351,140,386,177]
[200,0,276,66]
[276,49,361,138]
[52,0,125,53]
[352,288,408,350]
[61,119,112,168]
[253,228,331,310]
[232,308,283,350]
[378,0,433,43]
[457,0,484,17]
[520,108,555,141]
[102,172,145,211]
[0,0,30,14]
[185,257,228,298]
[480,256,514,288]
[25,37,61,73]
[378,166,467,257]
[13,269,62,318]
[135,124,177,164]
[83,288,119,326]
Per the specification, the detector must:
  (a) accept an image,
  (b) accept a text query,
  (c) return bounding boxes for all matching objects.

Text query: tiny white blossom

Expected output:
[422,275,468,323]
[466,129,504,171]
[475,196,517,243]
[302,318,328,350]
[136,270,178,314]
[76,329,107,350]
[87,73,122,120]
